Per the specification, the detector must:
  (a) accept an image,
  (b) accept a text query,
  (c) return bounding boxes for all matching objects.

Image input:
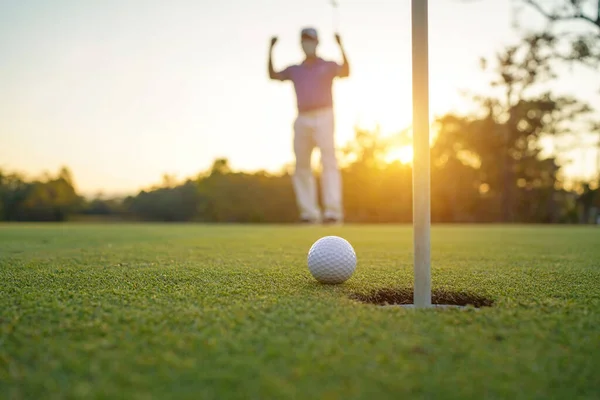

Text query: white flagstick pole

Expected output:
[411,0,432,308]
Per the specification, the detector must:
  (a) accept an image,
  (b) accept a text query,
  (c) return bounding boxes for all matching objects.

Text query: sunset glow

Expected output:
[1,0,598,195]
[384,146,414,165]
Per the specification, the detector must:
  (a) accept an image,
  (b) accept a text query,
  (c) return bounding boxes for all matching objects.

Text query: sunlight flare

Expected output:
[384,145,414,164]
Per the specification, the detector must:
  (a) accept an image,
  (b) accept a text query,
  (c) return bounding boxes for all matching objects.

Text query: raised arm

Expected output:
[268,36,288,81]
[335,34,350,78]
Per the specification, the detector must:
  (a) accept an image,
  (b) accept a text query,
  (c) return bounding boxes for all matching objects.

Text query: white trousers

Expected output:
[292,107,343,221]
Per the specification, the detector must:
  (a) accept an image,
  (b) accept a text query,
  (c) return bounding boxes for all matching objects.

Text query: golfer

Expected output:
[268,27,350,224]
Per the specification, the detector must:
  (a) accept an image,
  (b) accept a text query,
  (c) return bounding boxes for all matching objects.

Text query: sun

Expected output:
[384,145,414,164]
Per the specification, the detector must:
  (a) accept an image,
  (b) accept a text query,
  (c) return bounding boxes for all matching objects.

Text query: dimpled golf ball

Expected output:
[307,236,357,284]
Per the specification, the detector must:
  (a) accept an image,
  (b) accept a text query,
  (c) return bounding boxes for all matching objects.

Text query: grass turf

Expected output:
[1,223,599,399]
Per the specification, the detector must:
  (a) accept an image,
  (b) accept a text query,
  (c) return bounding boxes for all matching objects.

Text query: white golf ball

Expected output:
[307,236,357,284]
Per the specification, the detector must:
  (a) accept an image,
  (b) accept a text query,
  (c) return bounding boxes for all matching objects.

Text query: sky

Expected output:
[1,0,598,196]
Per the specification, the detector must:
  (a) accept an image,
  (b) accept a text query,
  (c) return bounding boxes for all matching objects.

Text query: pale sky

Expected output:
[1,0,598,196]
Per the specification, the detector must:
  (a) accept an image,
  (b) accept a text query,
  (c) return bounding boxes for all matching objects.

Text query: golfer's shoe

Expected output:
[299,217,320,224]
[323,217,343,225]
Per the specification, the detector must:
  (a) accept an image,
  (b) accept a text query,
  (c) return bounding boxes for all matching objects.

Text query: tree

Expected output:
[19,168,83,221]
[432,34,593,222]
[196,168,296,223]
[518,0,600,66]
[517,0,600,182]
[487,34,588,221]
[127,180,202,222]
[0,170,29,221]
[210,158,231,176]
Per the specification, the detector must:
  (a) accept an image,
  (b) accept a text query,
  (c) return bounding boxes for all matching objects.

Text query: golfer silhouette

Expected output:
[268,27,350,224]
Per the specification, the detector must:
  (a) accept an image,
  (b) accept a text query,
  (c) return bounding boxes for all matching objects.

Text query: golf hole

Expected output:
[350,288,494,308]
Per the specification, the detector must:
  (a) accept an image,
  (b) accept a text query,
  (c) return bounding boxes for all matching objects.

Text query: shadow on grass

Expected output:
[350,287,494,308]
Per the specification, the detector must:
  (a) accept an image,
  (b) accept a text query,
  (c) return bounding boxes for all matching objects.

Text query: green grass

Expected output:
[1,223,599,399]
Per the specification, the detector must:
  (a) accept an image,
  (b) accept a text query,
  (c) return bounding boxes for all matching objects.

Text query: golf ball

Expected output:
[307,236,357,284]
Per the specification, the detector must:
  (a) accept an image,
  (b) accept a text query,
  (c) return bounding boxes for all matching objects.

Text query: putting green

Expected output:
[1,224,598,399]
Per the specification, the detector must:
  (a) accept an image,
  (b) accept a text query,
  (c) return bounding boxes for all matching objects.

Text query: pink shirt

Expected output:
[280,58,342,113]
